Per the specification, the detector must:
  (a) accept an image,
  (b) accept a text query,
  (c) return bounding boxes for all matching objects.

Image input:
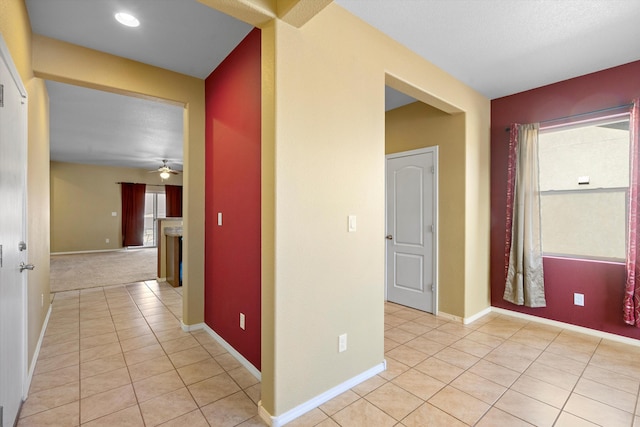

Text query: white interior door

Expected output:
[386,147,437,313]
[0,38,28,427]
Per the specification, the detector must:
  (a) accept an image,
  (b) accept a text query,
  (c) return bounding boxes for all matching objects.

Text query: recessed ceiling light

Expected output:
[115,12,140,28]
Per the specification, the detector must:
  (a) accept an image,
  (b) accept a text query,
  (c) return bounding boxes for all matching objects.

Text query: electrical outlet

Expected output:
[338,333,347,353]
[574,293,584,306]
[240,313,245,330]
[41,293,44,307]
[105,238,110,244]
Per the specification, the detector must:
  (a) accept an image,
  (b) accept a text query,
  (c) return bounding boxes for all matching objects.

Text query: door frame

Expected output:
[0,33,29,418]
[385,146,439,314]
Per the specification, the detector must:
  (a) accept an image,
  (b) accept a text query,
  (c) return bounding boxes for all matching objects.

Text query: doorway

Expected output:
[385,147,438,313]
[0,38,29,427]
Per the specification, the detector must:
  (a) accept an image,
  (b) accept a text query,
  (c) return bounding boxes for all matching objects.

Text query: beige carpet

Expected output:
[50,248,157,293]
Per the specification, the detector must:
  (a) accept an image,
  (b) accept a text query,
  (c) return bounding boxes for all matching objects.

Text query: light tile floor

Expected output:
[19,281,640,426]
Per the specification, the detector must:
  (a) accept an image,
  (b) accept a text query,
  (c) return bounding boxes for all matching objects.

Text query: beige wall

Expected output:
[0,0,51,371]
[256,2,490,417]
[385,102,467,316]
[26,79,51,364]
[268,14,387,414]
[50,161,182,253]
[32,35,205,325]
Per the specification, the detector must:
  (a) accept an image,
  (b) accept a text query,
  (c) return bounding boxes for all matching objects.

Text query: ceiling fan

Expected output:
[150,160,181,179]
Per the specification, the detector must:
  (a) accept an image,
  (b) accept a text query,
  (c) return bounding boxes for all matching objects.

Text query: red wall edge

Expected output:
[205,28,261,369]
[491,60,640,340]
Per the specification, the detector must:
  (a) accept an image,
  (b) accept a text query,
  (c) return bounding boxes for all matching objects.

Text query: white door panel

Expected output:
[386,148,437,313]
[0,38,28,427]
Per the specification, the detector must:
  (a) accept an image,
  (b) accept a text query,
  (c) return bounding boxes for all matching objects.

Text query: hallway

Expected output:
[18,281,263,426]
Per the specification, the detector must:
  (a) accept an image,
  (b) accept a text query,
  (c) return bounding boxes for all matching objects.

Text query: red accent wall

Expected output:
[205,28,261,369]
[491,60,640,340]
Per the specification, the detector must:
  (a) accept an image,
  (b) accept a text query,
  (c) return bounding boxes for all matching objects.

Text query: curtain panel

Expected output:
[503,123,547,307]
[624,99,640,326]
[165,185,183,217]
[121,183,146,247]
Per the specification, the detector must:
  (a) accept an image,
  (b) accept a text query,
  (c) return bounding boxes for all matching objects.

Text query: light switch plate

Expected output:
[348,215,356,232]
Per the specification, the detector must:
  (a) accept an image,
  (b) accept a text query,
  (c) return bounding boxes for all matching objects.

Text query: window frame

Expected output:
[538,114,631,263]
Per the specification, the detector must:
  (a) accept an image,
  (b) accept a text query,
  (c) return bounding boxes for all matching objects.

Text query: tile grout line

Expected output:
[133,281,209,426]
[331,306,575,426]
[549,336,601,427]
[110,285,145,427]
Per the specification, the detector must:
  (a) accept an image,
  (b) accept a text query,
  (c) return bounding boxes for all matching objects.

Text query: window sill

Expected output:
[543,255,625,266]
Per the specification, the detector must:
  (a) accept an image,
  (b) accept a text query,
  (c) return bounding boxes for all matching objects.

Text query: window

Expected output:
[538,117,630,261]
[143,190,166,247]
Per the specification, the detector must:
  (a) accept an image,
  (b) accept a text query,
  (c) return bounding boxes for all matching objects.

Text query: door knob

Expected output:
[19,262,35,272]
[385,235,393,240]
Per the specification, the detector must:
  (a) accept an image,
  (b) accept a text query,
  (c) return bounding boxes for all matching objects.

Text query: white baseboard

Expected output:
[51,247,158,256]
[492,307,640,347]
[51,249,121,255]
[181,321,203,333]
[259,361,387,427]
[438,306,492,325]
[436,311,462,323]
[24,304,52,399]
[182,321,261,380]
[464,307,493,324]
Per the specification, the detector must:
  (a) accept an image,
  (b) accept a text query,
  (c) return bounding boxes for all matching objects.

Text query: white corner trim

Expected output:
[24,304,52,399]
[181,321,204,332]
[437,307,493,325]
[259,361,387,427]
[464,307,492,325]
[258,403,274,427]
[492,307,640,347]
[194,323,262,381]
[436,311,463,323]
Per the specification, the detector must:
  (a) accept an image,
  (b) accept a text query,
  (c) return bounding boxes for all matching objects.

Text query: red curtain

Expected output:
[121,183,146,247]
[624,99,640,326]
[166,185,183,217]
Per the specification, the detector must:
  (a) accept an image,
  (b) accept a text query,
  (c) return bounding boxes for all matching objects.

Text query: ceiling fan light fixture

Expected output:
[115,12,140,28]
[160,170,171,180]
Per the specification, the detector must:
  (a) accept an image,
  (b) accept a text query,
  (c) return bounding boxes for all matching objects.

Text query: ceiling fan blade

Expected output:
[147,160,182,174]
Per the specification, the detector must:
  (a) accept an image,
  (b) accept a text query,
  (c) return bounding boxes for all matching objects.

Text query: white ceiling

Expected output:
[46,80,184,171]
[26,0,253,171]
[26,0,640,170]
[338,0,640,100]
[26,0,253,79]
